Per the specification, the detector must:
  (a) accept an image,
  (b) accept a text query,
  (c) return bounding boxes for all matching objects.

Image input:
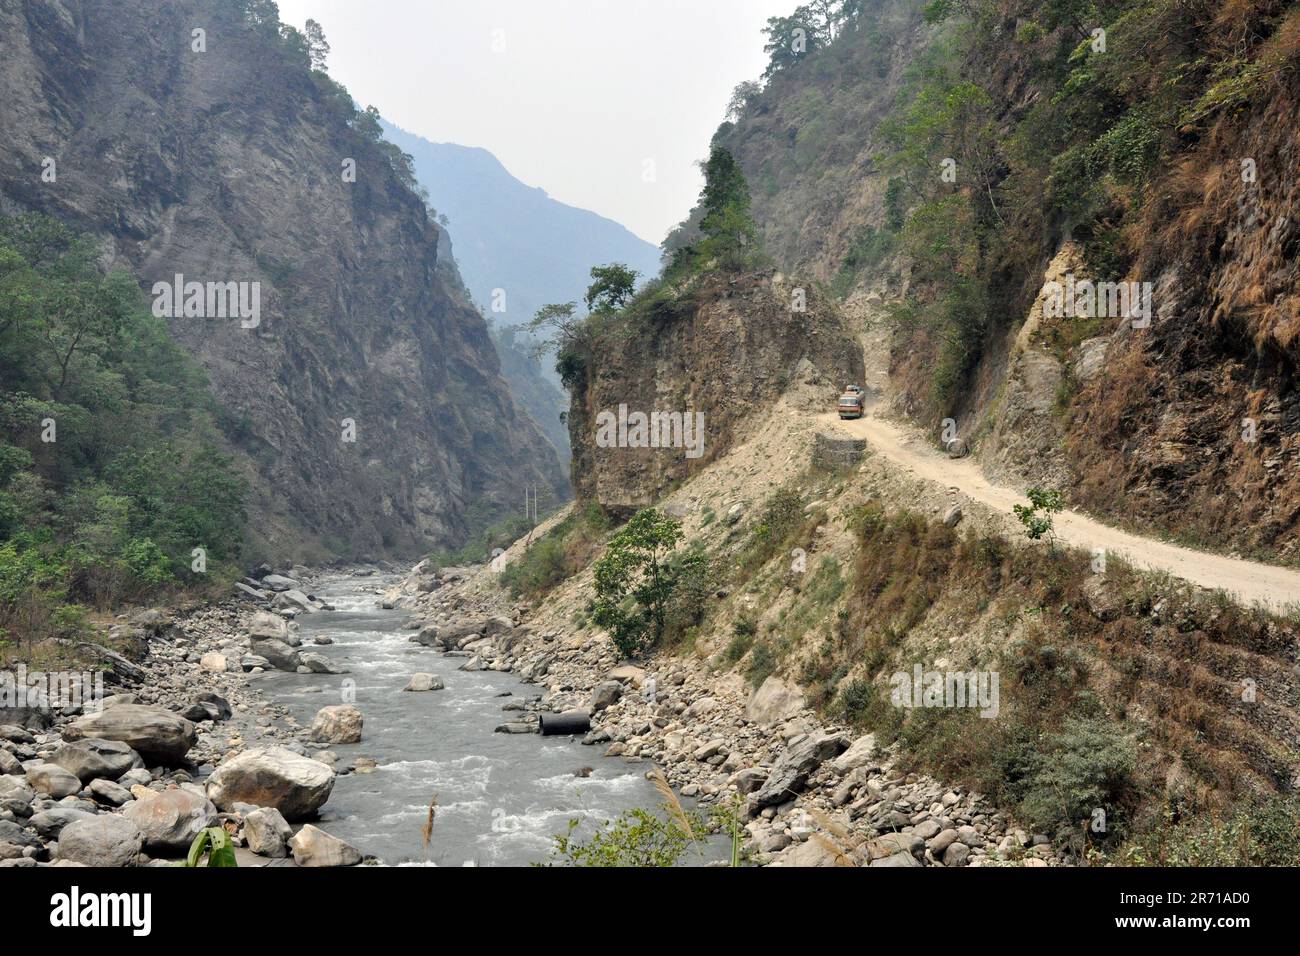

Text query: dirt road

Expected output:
[819,409,1300,610]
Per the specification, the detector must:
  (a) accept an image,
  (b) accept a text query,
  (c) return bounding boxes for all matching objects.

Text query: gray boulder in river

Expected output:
[205,747,336,821]
[49,738,143,783]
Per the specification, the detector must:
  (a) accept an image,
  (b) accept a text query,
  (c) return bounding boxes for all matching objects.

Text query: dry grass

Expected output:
[421,792,438,863]
[825,501,1300,842]
[649,767,694,841]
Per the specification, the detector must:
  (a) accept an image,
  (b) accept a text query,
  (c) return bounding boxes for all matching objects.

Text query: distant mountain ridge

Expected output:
[381,121,663,327]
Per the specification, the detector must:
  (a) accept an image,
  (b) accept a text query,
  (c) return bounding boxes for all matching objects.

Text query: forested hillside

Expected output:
[0,215,246,647]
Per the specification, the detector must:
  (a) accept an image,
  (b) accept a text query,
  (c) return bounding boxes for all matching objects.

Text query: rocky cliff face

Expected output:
[0,0,567,560]
[698,0,1300,562]
[569,273,864,509]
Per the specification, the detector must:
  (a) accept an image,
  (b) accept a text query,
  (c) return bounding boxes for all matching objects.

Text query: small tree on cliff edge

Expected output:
[667,146,761,278]
[585,264,639,313]
[529,263,638,390]
[592,509,703,658]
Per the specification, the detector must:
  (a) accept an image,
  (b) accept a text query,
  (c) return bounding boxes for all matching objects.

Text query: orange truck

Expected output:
[837,385,865,419]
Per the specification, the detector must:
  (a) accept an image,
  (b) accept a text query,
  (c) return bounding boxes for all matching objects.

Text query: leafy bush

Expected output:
[500,504,609,599]
[183,827,238,868]
[1014,488,1065,542]
[724,615,758,663]
[1016,717,1137,840]
[545,808,703,867]
[744,639,779,688]
[591,509,706,657]
[1124,797,1300,867]
[545,770,706,867]
[734,486,807,578]
[659,544,714,647]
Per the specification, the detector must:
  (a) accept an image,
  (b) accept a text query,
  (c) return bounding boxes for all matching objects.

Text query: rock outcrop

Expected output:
[569,273,864,509]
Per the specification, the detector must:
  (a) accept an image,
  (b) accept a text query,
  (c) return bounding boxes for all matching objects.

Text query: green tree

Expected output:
[303,18,330,71]
[0,215,247,640]
[528,301,591,389]
[668,147,762,277]
[592,509,701,657]
[584,263,639,313]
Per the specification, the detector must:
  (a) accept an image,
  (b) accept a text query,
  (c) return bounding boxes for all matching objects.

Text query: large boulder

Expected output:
[0,775,35,814]
[870,850,924,867]
[28,806,95,838]
[248,638,301,671]
[0,724,36,744]
[866,832,925,862]
[123,787,218,852]
[205,747,335,821]
[88,778,133,807]
[179,692,232,724]
[56,816,143,867]
[298,652,345,675]
[25,763,82,798]
[3,702,53,730]
[50,739,143,783]
[437,620,486,648]
[248,611,291,640]
[288,824,361,867]
[770,837,848,867]
[751,732,849,810]
[274,589,318,613]
[831,734,878,775]
[1,817,46,848]
[309,705,362,744]
[63,705,196,764]
[607,665,647,688]
[408,626,440,647]
[199,651,231,673]
[259,574,300,592]
[589,681,623,712]
[243,807,292,858]
[746,675,806,724]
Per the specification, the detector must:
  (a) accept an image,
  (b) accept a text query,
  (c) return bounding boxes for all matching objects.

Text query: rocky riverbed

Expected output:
[0,558,1062,868]
[384,560,1064,867]
[0,567,381,868]
[0,565,723,868]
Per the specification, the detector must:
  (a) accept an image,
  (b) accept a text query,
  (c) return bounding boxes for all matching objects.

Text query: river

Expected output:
[250,573,718,866]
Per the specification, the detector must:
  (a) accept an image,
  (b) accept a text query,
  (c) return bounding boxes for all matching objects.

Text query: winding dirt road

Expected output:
[819,409,1300,610]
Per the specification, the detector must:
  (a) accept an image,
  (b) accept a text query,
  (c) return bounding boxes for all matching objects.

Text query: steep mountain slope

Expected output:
[0,0,567,561]
[381,121,663,329]
[689,0,1300,564]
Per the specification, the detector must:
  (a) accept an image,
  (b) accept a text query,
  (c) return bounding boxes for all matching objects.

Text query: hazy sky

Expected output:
[275,0,794,245]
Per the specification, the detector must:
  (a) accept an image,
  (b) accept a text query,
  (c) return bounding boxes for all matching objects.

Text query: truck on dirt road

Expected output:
[837,385,865,420]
